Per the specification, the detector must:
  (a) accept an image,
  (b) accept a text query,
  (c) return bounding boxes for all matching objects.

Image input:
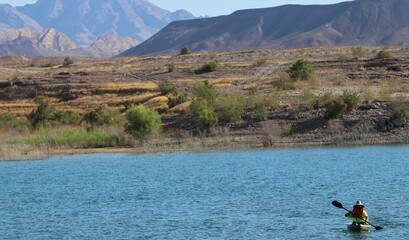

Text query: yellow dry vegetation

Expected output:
[143,96,169,111]
[95,82,159,92]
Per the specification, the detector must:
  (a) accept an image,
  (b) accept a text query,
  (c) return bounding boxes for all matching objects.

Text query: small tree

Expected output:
[126,105,162,138]
[63,57,74,67]
[83,105,124,127]
[288,59,315,81]
[28,96,54,128]
[180,46,189,55]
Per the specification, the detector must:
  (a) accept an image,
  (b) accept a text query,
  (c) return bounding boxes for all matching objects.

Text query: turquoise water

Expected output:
[1,146,409,239]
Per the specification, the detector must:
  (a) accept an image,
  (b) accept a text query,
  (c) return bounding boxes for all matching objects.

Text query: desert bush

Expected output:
[200,60,220,72]
[318,91,336,108]
[198,106,218,134]
[325,98,348,119]
[83,105,124,127]
[376,49,393,59]
[166,62,176,72]
[253,102,268,122]
[341,90,361,112]
[193,80,217,106]
[159,80,175,95]
[168,91,188,108]
[0,113,31,130]
[50,110,82,125]
[272,73,296,90]
[126,105,162,138]
[391,100,409,119]
[288,59,315,81]
[360,85,375,102]
[351,46,367,59]
[252,59,268,67]
[28,96,55,128]
[63,57,74,67]
[217,93,246,123]
[180,46,189,55]
[302,88,317,109]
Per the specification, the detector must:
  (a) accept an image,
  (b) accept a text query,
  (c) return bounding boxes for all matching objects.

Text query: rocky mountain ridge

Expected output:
[121,0,409,56]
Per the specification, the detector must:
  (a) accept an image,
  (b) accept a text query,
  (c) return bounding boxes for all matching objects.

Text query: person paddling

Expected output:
[345,200,369,225]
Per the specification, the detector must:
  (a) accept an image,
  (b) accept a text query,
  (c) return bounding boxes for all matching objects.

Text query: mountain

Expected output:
[0,28,80,57]
[0,4,42,31]
[0,29,139,57]
[120,0,409,56]
[89,34,139,56]
[18,0,195,46]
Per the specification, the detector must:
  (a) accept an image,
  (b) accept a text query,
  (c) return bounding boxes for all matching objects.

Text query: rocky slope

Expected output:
[120,0,409,56]
[0,29,139,57]
[18,0,195,45]
[0,4,42,31]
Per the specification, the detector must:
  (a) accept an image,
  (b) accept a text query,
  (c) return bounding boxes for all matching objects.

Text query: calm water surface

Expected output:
[1,146,409,239]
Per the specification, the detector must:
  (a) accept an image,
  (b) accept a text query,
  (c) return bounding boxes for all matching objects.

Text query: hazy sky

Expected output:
[0,0,347,16]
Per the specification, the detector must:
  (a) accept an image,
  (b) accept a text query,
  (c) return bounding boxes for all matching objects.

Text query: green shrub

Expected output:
[126,105,162,137]
[217,93,246,123]
[63,57,74,67]
[376,49,393,59]
[340,90,361,112]
[50,110,82,125]
[253,102,268,122]
[180,46,189,55]
[28,96,55,128]
[351,46,367,59]
[166,62,176,72]
[391,101,409,119]
[319,91,335,108]
[193,80,217,106]
[200,60,219,72]
[168,91,188,108]
[325,98,348,119]
[272,73,296,90]
[302,88,316,109]
[199,106,218,134]
[83,106,124,127]
[9,128,118,148]
[0,113,31,130]
[159,80,175,95]
[288,59,315,81]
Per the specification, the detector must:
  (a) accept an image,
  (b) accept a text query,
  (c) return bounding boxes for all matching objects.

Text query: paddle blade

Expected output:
[332,200,343,209]
[375,226,383,230]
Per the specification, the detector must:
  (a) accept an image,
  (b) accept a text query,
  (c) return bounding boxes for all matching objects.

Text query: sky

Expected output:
[0,0,347,16]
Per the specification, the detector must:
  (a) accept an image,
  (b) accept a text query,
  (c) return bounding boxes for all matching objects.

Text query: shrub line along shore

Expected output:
[1,46,409,161]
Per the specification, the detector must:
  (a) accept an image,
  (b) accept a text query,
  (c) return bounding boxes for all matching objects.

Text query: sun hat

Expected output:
[354,200,365,207]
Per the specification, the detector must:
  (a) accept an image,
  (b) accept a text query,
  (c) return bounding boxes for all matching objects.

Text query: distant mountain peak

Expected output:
[0,4,42,31]
[18,0,195,46]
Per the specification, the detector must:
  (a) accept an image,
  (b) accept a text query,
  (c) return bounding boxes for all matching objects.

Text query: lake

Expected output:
[1,146,409,239]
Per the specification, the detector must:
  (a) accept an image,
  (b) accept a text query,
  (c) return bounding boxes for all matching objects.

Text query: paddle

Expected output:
[332,200,383,230]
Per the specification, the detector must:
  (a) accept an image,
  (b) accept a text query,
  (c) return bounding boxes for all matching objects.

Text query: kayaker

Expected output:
[345,200,369,225]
